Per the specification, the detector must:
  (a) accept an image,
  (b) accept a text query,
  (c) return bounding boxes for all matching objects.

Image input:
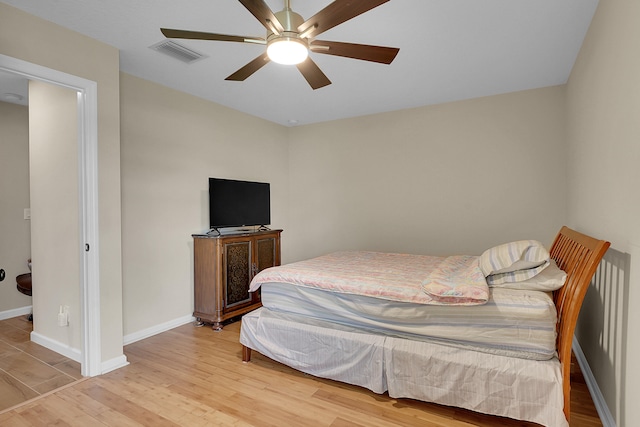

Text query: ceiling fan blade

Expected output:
[161,28,265,44]
[298,0,390,40]
[238,0,284,34]
[296,57,331,90]
[311,40,399,64]
[225,53,271,81]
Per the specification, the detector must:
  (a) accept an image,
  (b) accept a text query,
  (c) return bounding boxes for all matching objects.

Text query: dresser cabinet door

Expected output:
[224,240,252,308]
[256,237,276,272]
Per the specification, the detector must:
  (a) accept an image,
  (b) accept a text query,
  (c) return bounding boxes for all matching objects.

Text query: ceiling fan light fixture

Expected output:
[267,37,308,65]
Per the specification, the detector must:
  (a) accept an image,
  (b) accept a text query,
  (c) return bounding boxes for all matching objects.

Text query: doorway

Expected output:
[0,53,101,377]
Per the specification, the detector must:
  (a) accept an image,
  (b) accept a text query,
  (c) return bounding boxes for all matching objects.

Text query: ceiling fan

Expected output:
[160,0,399,89]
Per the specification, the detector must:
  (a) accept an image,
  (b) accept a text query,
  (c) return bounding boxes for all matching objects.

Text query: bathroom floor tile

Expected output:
[0,316,83,412]
[0,370,39,411]
[0,352,63,387]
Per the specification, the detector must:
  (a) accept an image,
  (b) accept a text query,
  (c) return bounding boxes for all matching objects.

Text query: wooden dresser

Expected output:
[192,229,282,330]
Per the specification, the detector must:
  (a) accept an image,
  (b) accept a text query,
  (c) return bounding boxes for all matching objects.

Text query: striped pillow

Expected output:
[479,240,550,285]
[489,259,566,290]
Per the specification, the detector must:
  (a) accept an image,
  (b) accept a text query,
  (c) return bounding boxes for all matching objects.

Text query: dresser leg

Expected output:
[212,322,223,331]
[242,345,252,362]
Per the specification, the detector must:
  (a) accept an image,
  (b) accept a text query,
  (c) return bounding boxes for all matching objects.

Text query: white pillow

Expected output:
[489,260,567,291]
[479,239,550,285]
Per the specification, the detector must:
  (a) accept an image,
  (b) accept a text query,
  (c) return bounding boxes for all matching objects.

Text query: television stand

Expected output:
[207,228,222,236]
[191,229,282,330]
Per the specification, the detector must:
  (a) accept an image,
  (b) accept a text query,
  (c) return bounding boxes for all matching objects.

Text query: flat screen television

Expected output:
[209,178,270,229]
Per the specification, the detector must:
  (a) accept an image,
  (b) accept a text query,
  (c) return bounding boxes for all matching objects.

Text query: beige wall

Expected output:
[119,73,289,335]
[29,81,81,350]
[288,86,567,261]
[0,3,124,364]
[0,102,31,313]
[567,0,640,424]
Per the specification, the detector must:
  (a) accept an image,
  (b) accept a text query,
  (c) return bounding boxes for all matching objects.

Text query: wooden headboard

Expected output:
[549,226,610,421]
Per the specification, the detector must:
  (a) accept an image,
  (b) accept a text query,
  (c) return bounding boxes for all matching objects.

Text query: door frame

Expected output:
[0,53,101,376]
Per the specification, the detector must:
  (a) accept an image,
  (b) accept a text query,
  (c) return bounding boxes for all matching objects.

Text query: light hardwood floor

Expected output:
[0,319,602,426]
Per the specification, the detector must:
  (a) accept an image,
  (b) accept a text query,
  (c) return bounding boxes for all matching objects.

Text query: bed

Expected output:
[239,226,609,426]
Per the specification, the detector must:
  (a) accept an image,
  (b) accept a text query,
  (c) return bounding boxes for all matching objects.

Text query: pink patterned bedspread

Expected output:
[250,251,488,306]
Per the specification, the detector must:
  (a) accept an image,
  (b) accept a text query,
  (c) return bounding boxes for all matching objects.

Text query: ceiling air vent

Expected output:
[150,40,207,64]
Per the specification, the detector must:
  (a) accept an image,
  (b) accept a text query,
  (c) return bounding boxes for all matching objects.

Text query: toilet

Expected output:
[16,259,32,321]
[16,272,32,296]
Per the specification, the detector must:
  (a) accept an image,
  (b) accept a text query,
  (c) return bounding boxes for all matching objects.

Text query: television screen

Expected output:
[209,178,270,229]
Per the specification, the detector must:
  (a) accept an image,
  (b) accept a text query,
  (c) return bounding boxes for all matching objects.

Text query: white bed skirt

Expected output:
[240,308,568,427]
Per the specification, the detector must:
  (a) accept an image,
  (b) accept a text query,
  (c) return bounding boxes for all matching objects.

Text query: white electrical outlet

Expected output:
[57,305,69,327]
[24,208,31,220]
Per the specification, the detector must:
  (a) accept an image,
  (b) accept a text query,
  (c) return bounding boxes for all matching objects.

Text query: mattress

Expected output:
[260,282,558,360]
[250,251,489,305]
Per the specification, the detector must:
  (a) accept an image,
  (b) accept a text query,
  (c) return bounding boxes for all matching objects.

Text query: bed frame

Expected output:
[242,226,610,424]
[549,226,610,421]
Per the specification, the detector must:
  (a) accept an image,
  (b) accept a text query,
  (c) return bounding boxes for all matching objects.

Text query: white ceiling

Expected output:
[0,0,598,126]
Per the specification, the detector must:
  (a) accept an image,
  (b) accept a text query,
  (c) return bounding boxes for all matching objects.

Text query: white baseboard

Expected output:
[573,336,617,427]
[30,331,82,363]
[101,354,129,375]
[0,305,32,321]
[123,314,196,346]
[30,332,129,376]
